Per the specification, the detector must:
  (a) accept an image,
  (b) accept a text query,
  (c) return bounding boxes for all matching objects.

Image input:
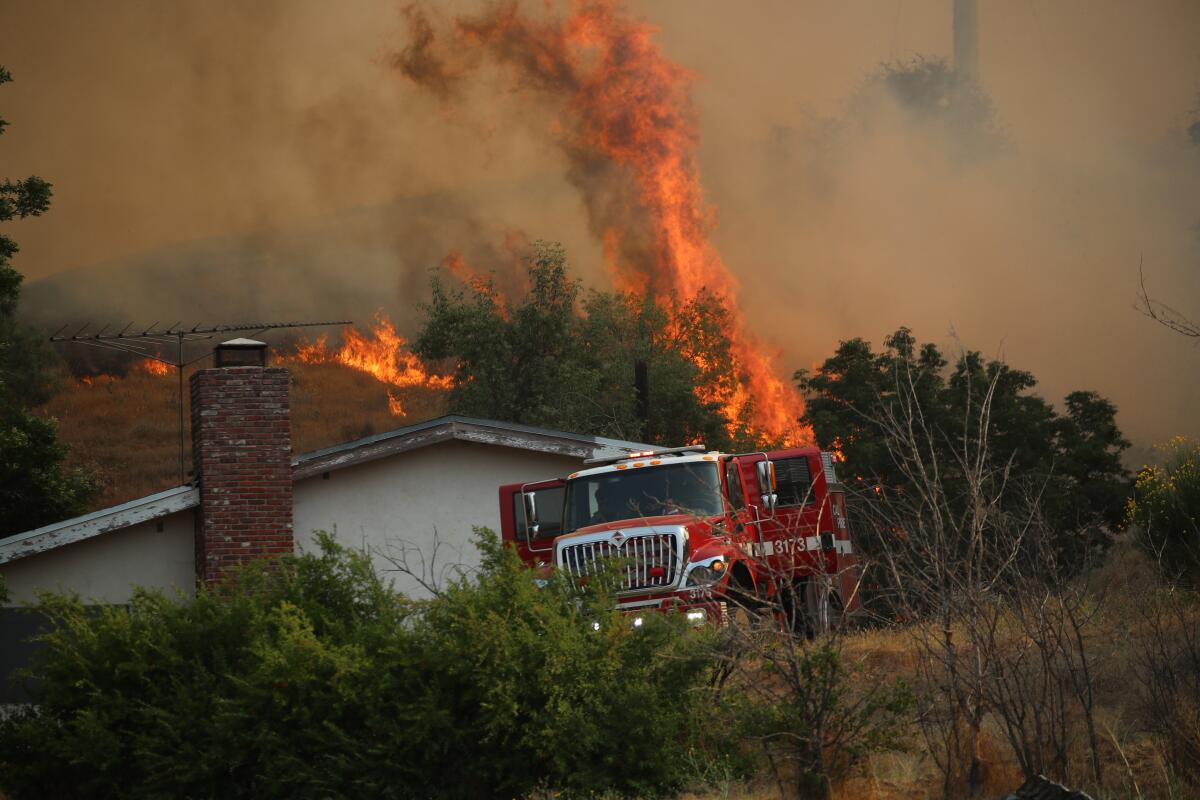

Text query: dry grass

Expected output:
[682,586,1198,800]
[36,361,448,512]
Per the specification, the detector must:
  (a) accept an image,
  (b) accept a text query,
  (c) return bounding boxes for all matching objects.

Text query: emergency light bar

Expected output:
[582,443,708,466]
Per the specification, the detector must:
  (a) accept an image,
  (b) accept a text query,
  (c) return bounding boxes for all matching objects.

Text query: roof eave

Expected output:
[0,485,199,566]
[291,415,650,481]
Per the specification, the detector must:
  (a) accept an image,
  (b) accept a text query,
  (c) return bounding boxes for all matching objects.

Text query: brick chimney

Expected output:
[190,338,293,586]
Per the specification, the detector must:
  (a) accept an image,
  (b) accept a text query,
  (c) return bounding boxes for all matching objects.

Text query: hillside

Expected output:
[35,359,448,514]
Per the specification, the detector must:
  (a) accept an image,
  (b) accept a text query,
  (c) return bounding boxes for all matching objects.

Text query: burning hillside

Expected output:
[46,345,448,511]
[397,0,809,446]
[288,314,453,416]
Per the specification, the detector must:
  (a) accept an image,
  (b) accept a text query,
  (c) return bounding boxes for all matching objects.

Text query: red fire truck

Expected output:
[499,444,860,632]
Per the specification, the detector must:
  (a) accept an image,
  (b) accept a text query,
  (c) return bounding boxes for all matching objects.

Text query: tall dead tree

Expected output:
[850,350,1104,795]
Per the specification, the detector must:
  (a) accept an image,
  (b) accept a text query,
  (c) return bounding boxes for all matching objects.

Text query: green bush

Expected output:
[1129,437,1200,585]
[0,531,713,800]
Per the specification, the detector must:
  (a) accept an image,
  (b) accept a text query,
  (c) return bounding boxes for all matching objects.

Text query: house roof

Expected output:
[0,485,199,565]
[292,415,652,479]
[0,415,651,565]
[1000,775,1095,800]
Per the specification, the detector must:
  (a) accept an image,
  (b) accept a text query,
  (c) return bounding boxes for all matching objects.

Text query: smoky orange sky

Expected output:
[1,1,1198,457]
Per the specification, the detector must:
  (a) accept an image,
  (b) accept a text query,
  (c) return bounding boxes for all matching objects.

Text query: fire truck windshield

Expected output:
[563,461,723,534]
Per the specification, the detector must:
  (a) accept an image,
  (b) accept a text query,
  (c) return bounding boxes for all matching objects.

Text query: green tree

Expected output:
[415,241,740,448]
[797,327,1130,565]
[0,65,95,536]
[1,67,55,409]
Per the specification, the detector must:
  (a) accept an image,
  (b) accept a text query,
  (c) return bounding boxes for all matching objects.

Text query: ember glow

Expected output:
[77,374,116,387]
[402,0,809,445]
[290,314,453,415]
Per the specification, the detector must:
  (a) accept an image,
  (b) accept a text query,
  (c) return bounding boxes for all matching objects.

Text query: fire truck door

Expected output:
[752,451,831,580]
[498,479,565,566]
[722,457,760,554]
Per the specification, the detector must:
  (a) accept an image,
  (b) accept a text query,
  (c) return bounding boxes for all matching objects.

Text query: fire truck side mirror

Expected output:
[523,492,540,538]
[756,460,778,513]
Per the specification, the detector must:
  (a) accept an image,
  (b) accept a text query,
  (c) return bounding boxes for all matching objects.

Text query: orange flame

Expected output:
[387,391,406,416]
[441,250,508,314]
[289,314,452,415]
[139,358,171,377]
[338,317,454,391]
[434,1,810,446]
[442,250,479,286]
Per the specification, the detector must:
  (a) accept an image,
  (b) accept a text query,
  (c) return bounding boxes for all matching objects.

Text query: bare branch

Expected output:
[1137,259,1200,339]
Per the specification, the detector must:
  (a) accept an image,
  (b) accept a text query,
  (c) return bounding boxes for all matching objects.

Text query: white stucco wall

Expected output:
[0,439,589,605]
[0,510,196,605]
[293,440,578,597]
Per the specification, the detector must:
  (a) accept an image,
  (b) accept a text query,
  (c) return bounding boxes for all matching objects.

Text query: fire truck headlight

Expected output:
[685,609,707,625]
[685,558,727,587]
[632,616,644,628]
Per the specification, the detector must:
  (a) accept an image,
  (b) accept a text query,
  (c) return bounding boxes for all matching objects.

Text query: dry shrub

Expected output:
[1129,584,1200,789]
[825,726,1020,800]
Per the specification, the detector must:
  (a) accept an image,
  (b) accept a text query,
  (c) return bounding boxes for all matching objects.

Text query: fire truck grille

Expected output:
[559,532,681,592]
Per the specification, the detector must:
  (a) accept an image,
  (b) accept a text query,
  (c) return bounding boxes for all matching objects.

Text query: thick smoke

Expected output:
[394,1,808,443]
[2,1,1198,453]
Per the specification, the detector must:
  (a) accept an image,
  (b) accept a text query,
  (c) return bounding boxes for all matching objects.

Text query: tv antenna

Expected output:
[50,320,351,485]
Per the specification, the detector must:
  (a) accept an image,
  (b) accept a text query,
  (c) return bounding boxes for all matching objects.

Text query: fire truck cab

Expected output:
[499,444,859,631]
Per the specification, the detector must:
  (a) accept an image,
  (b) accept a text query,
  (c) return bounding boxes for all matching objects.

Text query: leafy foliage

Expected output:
[0,66,56,409]
[414,241,741,448]
[0,531,714,799]
[1129,437,1200,585]
[0,65,93,535]
[797,327,1131,564]
[0,410,98,534]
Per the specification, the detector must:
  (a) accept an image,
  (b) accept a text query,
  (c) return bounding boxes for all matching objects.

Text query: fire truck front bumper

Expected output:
[615,592,728,627]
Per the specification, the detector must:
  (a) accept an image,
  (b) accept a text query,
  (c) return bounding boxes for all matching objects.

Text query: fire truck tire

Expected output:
[810,580,846,636]
[825,589,846,634]
[724,563,761,630]
[782,577,816,639]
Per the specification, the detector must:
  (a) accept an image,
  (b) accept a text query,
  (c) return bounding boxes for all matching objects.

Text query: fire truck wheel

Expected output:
[724,564,761,632]
[782,578,816,639]
[810,581,846,636]
[825,589,846,634]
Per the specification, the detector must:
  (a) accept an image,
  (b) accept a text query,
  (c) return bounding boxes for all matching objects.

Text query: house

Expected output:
[0,339,650,697]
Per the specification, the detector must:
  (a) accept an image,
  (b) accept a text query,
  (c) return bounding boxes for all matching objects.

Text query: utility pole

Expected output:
[953,0,979,84]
